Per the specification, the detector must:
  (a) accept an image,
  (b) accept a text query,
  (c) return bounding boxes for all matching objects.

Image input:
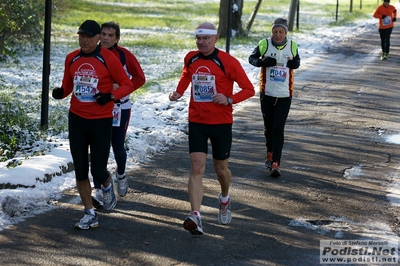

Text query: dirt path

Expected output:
[0,28,399,266]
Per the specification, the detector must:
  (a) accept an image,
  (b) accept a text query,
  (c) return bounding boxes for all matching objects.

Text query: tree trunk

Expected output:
[246,0,263,32]
[232,0,243,37]
[218,0,244,38]
[218,0,229,38]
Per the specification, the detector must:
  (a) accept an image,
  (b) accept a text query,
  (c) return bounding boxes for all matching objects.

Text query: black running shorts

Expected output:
[188,122,232,160]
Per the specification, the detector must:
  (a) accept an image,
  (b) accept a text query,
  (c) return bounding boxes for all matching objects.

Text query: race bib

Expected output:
[112,103,122,127]
[73,64,99,102]
[269,66,288,83]
[383,16,391,26]
[192,73,217,102]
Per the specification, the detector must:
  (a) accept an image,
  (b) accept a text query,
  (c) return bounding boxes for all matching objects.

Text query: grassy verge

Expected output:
[53,0,380,42]
[51,0,380,77]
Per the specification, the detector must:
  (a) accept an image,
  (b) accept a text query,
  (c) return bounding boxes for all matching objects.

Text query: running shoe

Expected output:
[218,194,232,225]
[91,188,103,209]
[264,152,273,168]
[381,52,388,60]
[116,176,128,197]
[102,180,117,210]
[75,210,98,230]
[270,161,281,177]
[183,212,203,235]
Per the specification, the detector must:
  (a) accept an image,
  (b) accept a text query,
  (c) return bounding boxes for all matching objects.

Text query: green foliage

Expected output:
[0,89,46,162]
[0,0,66,59]
[48,102,69,135]
[0,0,45,60]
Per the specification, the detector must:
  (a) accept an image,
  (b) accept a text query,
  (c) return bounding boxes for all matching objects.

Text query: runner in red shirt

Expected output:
[52,20,135,230]
[91,21,146,208]
[169,22,255,235]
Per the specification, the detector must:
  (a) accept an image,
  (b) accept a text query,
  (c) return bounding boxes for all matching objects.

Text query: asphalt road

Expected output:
[0,28,400,266]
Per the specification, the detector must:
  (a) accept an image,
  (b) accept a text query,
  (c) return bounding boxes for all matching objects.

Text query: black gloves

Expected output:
[286,59,300,69]
[94,93,114,106]
[394,18,397,22]
[256,56,299,69]
[52,88,115,105]
[258,57,277,67]
[52,87,64,99]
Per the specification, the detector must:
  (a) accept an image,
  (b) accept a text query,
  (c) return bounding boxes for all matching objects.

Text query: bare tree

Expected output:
[246,0,263,32]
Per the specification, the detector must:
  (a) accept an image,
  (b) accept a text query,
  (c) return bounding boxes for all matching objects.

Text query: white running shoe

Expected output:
[183,212,203,235]
[218,194,232,225]
[116,176,128,197]
[102,180,117,210]
[75,210,98,230]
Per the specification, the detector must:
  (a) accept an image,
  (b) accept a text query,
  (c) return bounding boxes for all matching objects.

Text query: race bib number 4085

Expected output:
[192,74,217,102]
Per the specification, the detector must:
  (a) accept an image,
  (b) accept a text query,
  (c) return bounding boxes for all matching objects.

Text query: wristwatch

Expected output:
[111,94,115,100]
[227,97,233,105]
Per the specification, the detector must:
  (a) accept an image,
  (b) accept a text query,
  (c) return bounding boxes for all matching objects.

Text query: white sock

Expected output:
[220,194,230,203]
[116,173,125,179]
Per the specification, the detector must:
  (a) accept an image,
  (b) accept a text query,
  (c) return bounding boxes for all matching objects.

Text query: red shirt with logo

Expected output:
[61,45,134,119]
[175,48,255,124]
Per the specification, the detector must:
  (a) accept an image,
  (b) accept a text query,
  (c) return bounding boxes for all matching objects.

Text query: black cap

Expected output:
[77,20,101,37]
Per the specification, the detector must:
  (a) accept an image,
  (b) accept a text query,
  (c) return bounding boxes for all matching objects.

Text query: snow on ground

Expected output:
[1,11,400,244]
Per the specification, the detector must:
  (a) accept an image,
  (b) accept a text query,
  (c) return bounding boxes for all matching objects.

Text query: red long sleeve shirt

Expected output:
[175,48,255,124]
[109,46,145,90]
[61,45,135,119]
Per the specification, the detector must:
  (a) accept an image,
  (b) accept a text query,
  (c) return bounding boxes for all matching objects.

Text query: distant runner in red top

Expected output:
[373,0,397,60]
[52,20,135,230]
[169,22,255,235]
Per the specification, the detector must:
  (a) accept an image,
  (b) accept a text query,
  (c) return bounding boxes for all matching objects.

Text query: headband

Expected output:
[195,29,217,35]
